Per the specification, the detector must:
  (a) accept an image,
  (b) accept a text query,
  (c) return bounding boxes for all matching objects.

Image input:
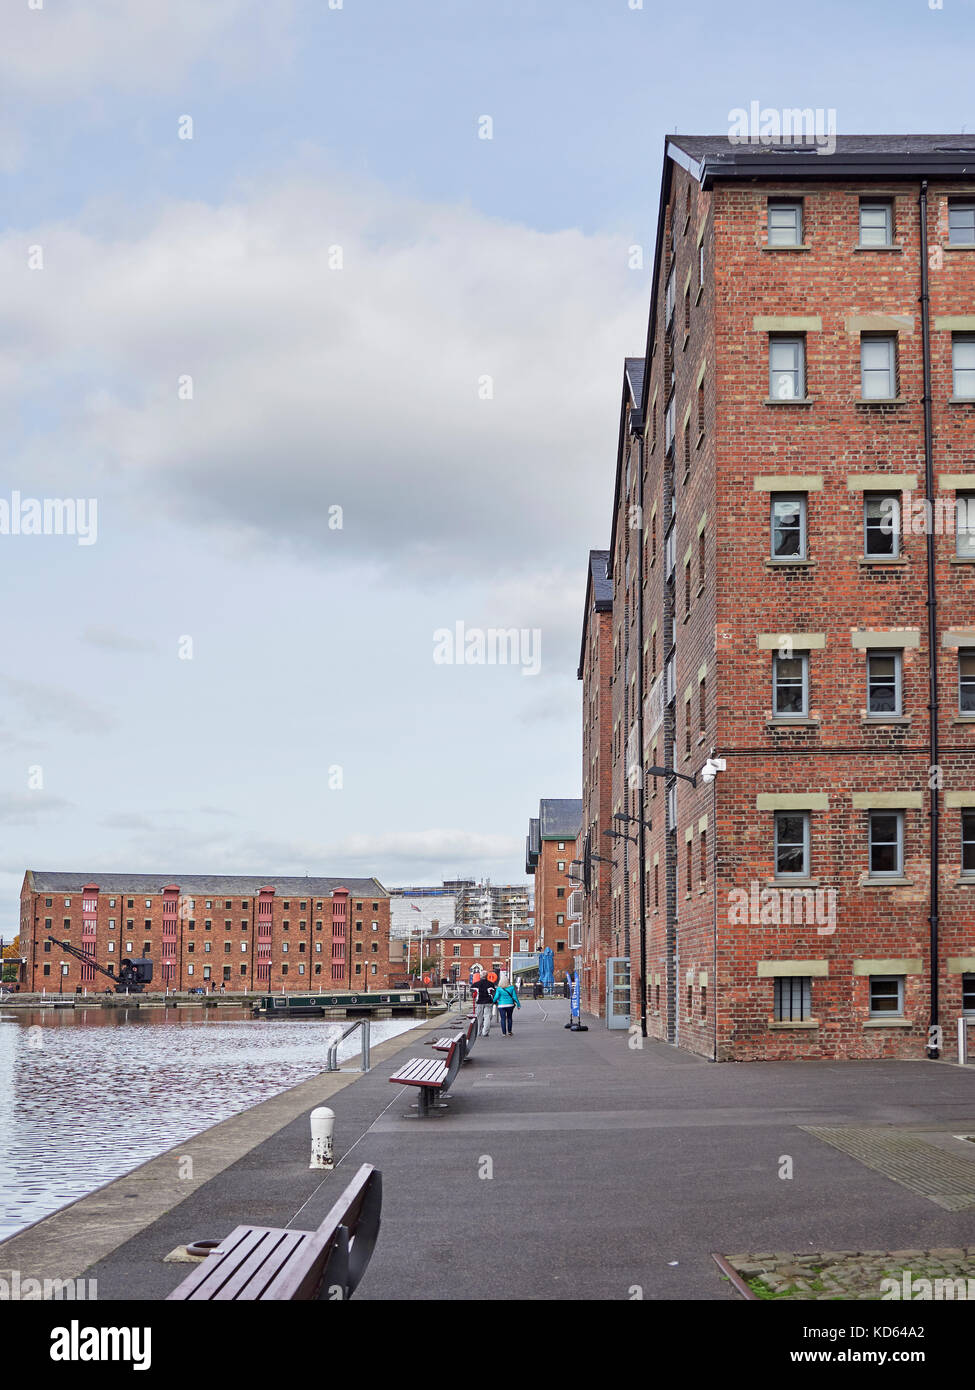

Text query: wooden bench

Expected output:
[389,1034,464,1116]
[166,1163,381,1301]
[429,1015,477,1060]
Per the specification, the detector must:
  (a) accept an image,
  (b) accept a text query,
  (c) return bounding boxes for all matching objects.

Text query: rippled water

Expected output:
[0,1006,417,1241]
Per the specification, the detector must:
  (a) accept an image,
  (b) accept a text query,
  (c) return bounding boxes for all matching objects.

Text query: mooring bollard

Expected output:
[309,1106,335,1170]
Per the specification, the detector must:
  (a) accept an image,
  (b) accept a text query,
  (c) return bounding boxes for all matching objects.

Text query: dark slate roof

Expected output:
[624,356,645,412]
[669,133,975,186]
[590,550,612,609]
[26,871,387,896]
[539,799,582,840]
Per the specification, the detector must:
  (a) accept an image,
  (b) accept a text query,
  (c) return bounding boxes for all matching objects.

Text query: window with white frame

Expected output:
[962,810,975,876]
[767,199,803,246]
[771,493,807,559]
[956,492,975,559]
[773,652,808,717]
[868,811,903,877]
[869,974,904,1016]
[948,199,975,245]
[774,976,812,1022]
[959,650,975,714]
[774,812,809,878]
[867,650,902,716]
[952,334,975,398]
[864,493,900,557]
[859,200,892,246]
[860,335,898,399]
[769,336,805,399]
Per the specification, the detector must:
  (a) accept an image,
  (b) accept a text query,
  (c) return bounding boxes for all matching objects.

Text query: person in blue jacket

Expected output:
[493,977,521,1037]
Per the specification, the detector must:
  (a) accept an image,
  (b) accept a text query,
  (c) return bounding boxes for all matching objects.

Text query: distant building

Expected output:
[525,799,583,980]
[19,872,393,994]
[455,881,533,933]
[430,925,513,984]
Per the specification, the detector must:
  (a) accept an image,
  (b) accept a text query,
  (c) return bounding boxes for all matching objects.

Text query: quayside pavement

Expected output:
[42,999,975,1300]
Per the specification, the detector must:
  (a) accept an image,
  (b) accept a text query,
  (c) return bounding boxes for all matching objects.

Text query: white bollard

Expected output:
[309,1107,335,1170]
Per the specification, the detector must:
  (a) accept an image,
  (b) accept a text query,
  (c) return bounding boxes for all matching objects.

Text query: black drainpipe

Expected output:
[918,179,940,1059]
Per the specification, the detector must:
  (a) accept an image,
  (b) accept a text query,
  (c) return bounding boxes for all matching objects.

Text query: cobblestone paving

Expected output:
[801,1126,975,1211]
[724,1248,975,1300]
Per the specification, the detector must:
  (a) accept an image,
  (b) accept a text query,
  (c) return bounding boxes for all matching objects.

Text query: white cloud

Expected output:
[1,0,294,100]
[0,675,116,735]
[2,171,642,586]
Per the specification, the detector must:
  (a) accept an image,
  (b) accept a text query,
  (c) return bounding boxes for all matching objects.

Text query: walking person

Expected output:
[472,971,496,1039]
[494,977,521,1038]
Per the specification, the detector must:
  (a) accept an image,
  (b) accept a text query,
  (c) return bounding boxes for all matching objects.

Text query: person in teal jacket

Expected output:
[493,978,521,1037]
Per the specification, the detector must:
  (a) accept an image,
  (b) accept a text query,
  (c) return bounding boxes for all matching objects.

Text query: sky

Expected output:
[1,0,972,934]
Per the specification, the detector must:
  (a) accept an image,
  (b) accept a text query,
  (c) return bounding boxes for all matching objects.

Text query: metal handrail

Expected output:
[326,1018,371,1073]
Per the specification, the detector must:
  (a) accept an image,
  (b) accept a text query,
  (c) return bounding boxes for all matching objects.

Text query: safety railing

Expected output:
[326,1018,371,1073]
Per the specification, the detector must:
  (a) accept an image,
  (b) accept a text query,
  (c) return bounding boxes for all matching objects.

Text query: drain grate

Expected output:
[801,1126,975,1211]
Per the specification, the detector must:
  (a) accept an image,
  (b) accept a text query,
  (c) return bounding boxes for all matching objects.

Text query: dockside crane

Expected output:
[45,937,154,993]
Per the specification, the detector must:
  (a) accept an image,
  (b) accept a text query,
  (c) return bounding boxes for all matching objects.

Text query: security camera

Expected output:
[700,756,726,784]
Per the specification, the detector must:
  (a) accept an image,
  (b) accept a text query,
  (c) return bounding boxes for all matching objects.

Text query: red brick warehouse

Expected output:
[18,872,393,994]
[525,799,583,983]
[597,135,975,1060]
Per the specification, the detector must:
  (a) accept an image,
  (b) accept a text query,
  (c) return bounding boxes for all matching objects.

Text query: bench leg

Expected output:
[417,1087,431,1118]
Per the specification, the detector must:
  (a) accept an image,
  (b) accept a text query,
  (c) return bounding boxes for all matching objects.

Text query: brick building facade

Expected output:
[432,926,514,983]
[577,551,616,1016]
[596,135,975,1060]
[19,872,392,994]
[525,799,583,981]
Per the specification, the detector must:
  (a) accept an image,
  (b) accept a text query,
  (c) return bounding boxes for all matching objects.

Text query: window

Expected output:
[108,919,115,929]
[867,651,901,716]
[556,914,565,925]
[767,200,802,246]
[869,974,904,1017]
[859,200,892,247]
[45,898,52,907]
[558,841,565,850]
[240,942,247,953]
[861,335,898,399]
[948,200,975,245]
[769,336,805,400]
[452,945,460,957]
[282,942,289,953]
[864,493,900,557]
[773,652,808,717]
[771,493,807,559]
[109,898,116,907]
[774,812,809,878]
[868,811,903,877]
[774,976,812,1022]
[952,335,975,398]
[957,492,975,558]
[962,810,975,875]
[473,945,481,958]
[960,650,975,713]
[556,887,565,899]
[699,241,705,289]
[700,829,707,884]
[963,973,975,1013]
[557,861,565,872]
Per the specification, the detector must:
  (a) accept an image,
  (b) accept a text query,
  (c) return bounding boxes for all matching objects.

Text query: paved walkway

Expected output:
[41,1001,975,1299]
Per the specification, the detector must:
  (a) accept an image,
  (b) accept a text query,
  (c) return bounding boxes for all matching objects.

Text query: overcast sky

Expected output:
[1,0,971,935]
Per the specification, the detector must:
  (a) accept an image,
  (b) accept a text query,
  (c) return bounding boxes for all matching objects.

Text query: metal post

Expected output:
[361,1018,371,1072]
[959,1016,968,1066]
